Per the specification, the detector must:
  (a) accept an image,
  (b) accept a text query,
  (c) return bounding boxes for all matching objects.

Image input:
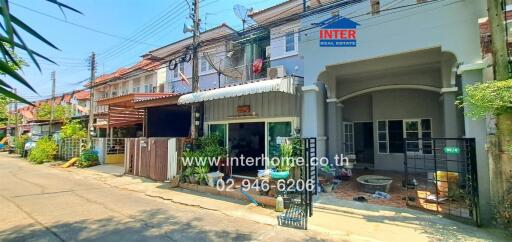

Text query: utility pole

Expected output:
[13,88,18,140]
[488,0,509,81]
[486,0,512,207]
[49,71,56,136]
[190,0,200,139]
[88,52,96,141]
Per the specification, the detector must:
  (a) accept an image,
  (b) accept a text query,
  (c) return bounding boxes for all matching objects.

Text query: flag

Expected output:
[178,70,190,86]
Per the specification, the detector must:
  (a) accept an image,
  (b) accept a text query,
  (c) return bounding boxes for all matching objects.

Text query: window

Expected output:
[370,0,380,15]
[173,68,178,78]
[344,122,354,155]
[377,119,432,154]
[200,57,207,72]
[388,120,404,153]
[421,119,433,154]
[377,121,388,153]
[285,31,295,52]
[179,62,185,77]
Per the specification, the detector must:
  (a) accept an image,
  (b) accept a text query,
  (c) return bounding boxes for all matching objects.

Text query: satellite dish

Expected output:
[233,4,255,31]
[203,52,243,81]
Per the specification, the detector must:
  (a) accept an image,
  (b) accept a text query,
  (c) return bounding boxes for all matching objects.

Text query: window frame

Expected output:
[377,118,433,155]
[343,122,355,155]
[285,31,296,53]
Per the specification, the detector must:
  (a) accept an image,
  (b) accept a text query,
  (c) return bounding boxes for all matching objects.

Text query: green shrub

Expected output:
[458,79,512,118]
[15,134,28,155]
[28,137,57,164]
[76,150,98,168]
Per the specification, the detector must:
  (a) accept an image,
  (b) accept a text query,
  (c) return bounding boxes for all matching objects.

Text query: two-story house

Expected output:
[299,0,490,223]
[173,4,306,178]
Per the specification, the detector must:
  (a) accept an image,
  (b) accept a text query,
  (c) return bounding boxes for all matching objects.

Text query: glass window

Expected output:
[285,32,295,52]
[421,119,433,154]
[179,62,185,75]
[268,122,292,158]
[209,124,227,147]
[344,122,354,155]
[200,57,207,72]
[388,120,404,153]
[377,120,388,153]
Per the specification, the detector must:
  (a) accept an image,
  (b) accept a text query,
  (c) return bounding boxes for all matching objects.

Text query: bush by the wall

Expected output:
[28,137,57,164]
[15,134,28,155]
[76,150,98,168]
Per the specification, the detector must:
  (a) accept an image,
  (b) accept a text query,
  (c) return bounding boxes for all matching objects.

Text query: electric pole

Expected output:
[190,0,200,139]
[88,52,96,141]
[486,0,512,207]
[49,71,56,136]
[13,88,18,139]
[488,0,509,81]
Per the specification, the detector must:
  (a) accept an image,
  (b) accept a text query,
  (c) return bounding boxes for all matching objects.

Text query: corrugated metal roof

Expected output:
[178,77,297,104]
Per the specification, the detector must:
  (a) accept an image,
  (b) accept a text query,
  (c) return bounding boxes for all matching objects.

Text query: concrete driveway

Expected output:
[0,153,340,242]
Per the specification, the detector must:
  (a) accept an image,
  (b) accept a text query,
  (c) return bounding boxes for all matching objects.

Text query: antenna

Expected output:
[233,4,255,31]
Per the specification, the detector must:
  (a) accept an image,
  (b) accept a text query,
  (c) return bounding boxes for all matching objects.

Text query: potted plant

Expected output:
[195,166,209,186]
[183,167,193,183]
[271,142,295,179]
[320,164,335,193]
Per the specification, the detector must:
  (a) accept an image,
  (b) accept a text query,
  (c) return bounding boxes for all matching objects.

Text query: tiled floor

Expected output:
[333,169,470,218]
[333,169,408,208]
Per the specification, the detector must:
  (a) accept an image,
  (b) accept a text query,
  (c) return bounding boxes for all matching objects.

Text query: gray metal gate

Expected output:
[277,137,317,230]
[404,138,480,225]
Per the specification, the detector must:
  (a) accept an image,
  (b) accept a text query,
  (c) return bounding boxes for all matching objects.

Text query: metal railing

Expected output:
[58,138,88,160]
[106,138,125,155]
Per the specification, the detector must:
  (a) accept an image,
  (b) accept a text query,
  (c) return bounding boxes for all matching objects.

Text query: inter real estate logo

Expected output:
[317,16,359,47]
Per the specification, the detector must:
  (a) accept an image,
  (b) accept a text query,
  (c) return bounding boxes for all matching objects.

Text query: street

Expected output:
[0,153,340,242]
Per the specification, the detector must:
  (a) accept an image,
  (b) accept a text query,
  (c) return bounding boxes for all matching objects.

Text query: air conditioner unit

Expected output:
[267,65,286,79]
[265,46,271,58]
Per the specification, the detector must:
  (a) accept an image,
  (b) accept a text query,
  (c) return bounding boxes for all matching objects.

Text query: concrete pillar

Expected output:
[327,100,339,160]
[461,69,492,225]
[337,103,344,155]
[301,84,326,158]
[441,89,459,138]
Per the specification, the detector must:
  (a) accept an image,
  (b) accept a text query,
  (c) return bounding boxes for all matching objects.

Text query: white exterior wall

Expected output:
[300,0,490,223]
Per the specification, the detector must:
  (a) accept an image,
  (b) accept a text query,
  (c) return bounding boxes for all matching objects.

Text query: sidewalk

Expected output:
[65,166,511,242]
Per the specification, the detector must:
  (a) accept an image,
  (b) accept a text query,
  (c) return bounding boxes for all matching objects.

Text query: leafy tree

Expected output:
[35,103,72,121]
[60,119,87,139]
[0,1,81,104]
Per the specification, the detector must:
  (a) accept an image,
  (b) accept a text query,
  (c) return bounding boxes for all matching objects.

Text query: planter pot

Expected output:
[207,171,224,187]
[322,184,334,193]
[271,171,289,180]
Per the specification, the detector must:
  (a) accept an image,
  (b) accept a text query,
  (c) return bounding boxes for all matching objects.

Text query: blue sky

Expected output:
[10,0,284,101]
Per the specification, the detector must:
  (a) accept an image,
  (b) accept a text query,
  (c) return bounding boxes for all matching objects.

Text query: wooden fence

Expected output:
[125,137,183,182]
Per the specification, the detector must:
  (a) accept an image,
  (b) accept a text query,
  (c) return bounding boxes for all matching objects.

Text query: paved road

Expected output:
[0,153,340,242]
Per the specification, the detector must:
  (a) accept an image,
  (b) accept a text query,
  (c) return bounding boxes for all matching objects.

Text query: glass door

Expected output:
[267,122,292,159]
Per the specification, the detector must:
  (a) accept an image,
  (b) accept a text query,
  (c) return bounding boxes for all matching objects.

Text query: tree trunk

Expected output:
[497,113,512,198]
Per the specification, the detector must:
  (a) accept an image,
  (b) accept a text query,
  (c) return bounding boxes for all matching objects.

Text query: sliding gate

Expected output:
[404,138,480,225]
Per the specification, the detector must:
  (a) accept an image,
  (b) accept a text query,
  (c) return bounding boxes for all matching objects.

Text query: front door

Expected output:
[228,122,265,177]
[354,122,374,164]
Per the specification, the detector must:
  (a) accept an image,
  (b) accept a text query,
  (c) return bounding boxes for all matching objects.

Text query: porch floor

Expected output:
[333,169,471,219]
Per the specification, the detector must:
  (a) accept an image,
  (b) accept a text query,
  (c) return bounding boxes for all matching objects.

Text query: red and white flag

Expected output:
[178,70,190,86]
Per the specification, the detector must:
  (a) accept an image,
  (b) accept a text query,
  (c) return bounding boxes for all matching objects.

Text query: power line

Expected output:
[97,1,186,58]
[10,2,160,47]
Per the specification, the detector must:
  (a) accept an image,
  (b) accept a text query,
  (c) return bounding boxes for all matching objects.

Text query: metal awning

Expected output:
[178,77,299,104]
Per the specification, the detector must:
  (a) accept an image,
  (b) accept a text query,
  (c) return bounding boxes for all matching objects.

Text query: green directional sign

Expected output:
[443,146,460,154]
